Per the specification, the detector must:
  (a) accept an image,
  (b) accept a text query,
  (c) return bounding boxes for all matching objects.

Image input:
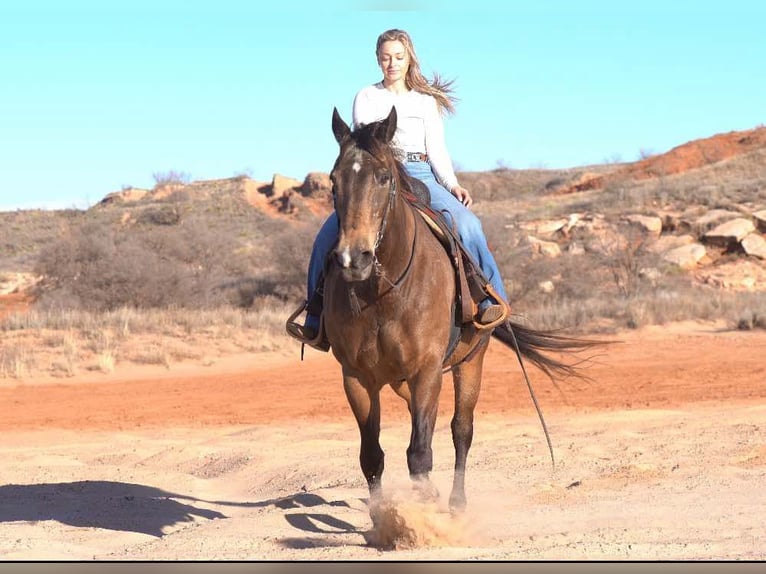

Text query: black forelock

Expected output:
[350,120,390,158]
[341,120,419,198]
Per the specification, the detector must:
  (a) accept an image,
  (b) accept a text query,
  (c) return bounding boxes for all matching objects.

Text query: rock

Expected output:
[241,178,270,207]
[692,209,741,234]
[518,216,582,238]
[656,210,687,233]
[566,213,582,230]
[526,236,561,258]
[663,243,707,269]
[567,242,585,256]
[703,218,756,247]
[624,214,663,236]
[97,188,149,206]
[0,272,39,295]
[742,233,766,259]
[301,172,332,198]
[648,234,695,254]
[533,218,570,237]
[753,209,766,233]
[271,174,302,198]
[539,280,555,293]
[697,260,766,291]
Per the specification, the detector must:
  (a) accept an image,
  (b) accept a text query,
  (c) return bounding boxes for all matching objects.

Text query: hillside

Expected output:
[3,127,766,561]
[2,125,766,354]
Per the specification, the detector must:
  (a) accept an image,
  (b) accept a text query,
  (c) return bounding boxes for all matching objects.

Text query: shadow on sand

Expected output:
[0,481,365,542]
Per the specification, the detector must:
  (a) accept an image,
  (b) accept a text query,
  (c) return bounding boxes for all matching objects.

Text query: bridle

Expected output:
[335,157,418,297]
[372,167,398,252]
[370,165,419,292]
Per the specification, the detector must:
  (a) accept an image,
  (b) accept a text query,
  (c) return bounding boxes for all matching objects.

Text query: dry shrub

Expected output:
[225,218,320,307]
[0,344,33,378]
[32,213,268,311]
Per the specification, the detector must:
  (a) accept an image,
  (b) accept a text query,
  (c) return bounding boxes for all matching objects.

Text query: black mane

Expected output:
[349,120,430,205]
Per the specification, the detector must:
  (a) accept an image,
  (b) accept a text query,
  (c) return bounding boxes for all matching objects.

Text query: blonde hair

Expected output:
[375,28,457,116]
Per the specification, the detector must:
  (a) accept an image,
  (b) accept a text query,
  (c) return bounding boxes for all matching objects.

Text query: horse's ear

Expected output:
[332,107,351,144]
[382,106,397,143]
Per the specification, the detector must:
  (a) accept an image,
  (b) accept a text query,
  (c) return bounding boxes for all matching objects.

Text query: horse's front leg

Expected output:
[343,372,384,498]
[406,363,443,501]
[390,380,412,413]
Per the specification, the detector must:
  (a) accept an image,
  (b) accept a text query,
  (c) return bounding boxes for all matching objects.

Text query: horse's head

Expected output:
[330,106,400,282]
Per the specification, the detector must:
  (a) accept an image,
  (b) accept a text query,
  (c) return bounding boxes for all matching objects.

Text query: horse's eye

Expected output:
[376,171,391,186]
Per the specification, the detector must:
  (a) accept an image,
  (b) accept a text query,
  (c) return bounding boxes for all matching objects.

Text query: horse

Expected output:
[322,106,600,515]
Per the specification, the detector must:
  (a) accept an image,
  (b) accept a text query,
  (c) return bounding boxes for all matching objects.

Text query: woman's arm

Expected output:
[423,97,459,192]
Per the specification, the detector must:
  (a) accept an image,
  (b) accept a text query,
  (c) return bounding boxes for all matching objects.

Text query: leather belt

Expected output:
[405,152,429,163]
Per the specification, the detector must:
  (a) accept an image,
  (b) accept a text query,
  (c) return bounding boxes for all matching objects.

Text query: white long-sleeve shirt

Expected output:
[352,82,460,192]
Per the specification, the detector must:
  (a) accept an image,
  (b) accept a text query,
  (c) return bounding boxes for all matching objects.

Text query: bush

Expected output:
[32,215,255,311]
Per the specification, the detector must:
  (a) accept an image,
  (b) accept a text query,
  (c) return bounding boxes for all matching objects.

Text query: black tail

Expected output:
[491,319,613,469]
[492,319,609,380]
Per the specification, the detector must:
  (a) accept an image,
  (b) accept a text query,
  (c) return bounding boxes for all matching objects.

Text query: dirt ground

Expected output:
[1,321,765,560]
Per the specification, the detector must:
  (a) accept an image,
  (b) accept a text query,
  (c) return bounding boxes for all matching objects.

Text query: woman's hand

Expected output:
[451,185,473,208]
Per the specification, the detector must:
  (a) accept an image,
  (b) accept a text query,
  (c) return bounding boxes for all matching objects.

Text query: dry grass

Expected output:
[2,133,766,378]
[0,298,295,379]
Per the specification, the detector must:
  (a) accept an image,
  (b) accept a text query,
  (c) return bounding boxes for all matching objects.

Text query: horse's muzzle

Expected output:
[335,245,374,282]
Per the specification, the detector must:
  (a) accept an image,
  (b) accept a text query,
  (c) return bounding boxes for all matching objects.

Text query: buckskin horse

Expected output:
[320,106,599,514]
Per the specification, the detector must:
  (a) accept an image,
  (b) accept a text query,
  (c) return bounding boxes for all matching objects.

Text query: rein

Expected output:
[373,171,397,252]
[373,170,419,294]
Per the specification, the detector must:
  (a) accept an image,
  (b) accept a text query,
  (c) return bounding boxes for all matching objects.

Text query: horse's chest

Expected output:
[329,313,413,379]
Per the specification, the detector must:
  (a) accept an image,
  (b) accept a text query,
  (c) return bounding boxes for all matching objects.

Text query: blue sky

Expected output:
[1,0,764,210]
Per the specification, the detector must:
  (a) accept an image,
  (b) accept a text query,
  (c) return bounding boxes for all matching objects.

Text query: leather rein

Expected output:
[373,169,418,294]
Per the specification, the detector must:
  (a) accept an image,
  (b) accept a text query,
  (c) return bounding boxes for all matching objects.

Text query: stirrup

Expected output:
[472,286,511,331]
[285,300,330,352]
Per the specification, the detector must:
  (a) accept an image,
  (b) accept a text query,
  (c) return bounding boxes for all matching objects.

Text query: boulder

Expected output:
[754,209,766,233]
[663,243,707,269]
[241,178,270,207]
[703,218,756,247]
[97,188,149,206]
[692,209,741,234]
[531,218,570,237]
[697,260,766,291]
[538,280,555,293]
[526,236,561,258]
[567,242,585,256]
[742,233,766,259]
[271,174,302,198]
[624,214,663,236]
[648,234,695,254]
[656,210,687,233]
[301,172,332,198]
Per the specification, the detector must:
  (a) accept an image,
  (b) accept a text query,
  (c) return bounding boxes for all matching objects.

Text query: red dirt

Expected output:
[559,125,766,193]
[0,292,32,320]
[3,323,765,432]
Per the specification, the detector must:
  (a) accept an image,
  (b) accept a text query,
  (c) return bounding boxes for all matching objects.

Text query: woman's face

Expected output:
[377,40,409,85]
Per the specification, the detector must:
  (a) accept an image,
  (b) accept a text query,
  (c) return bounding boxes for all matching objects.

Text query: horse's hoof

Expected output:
[449,494,467,514]
[412,478,440,502]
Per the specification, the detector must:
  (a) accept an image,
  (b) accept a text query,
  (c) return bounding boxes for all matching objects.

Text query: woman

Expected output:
[287,28,508,350]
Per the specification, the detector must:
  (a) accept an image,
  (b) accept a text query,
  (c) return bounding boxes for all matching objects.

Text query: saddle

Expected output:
[289,183,508,357]
[401,189,505,329]
[303,191,503,330]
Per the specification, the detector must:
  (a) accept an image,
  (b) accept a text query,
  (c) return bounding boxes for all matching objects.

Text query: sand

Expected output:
[1,321,765,560]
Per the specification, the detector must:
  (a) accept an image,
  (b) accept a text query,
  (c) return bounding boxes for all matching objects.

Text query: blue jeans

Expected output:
[304,161,508,330]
